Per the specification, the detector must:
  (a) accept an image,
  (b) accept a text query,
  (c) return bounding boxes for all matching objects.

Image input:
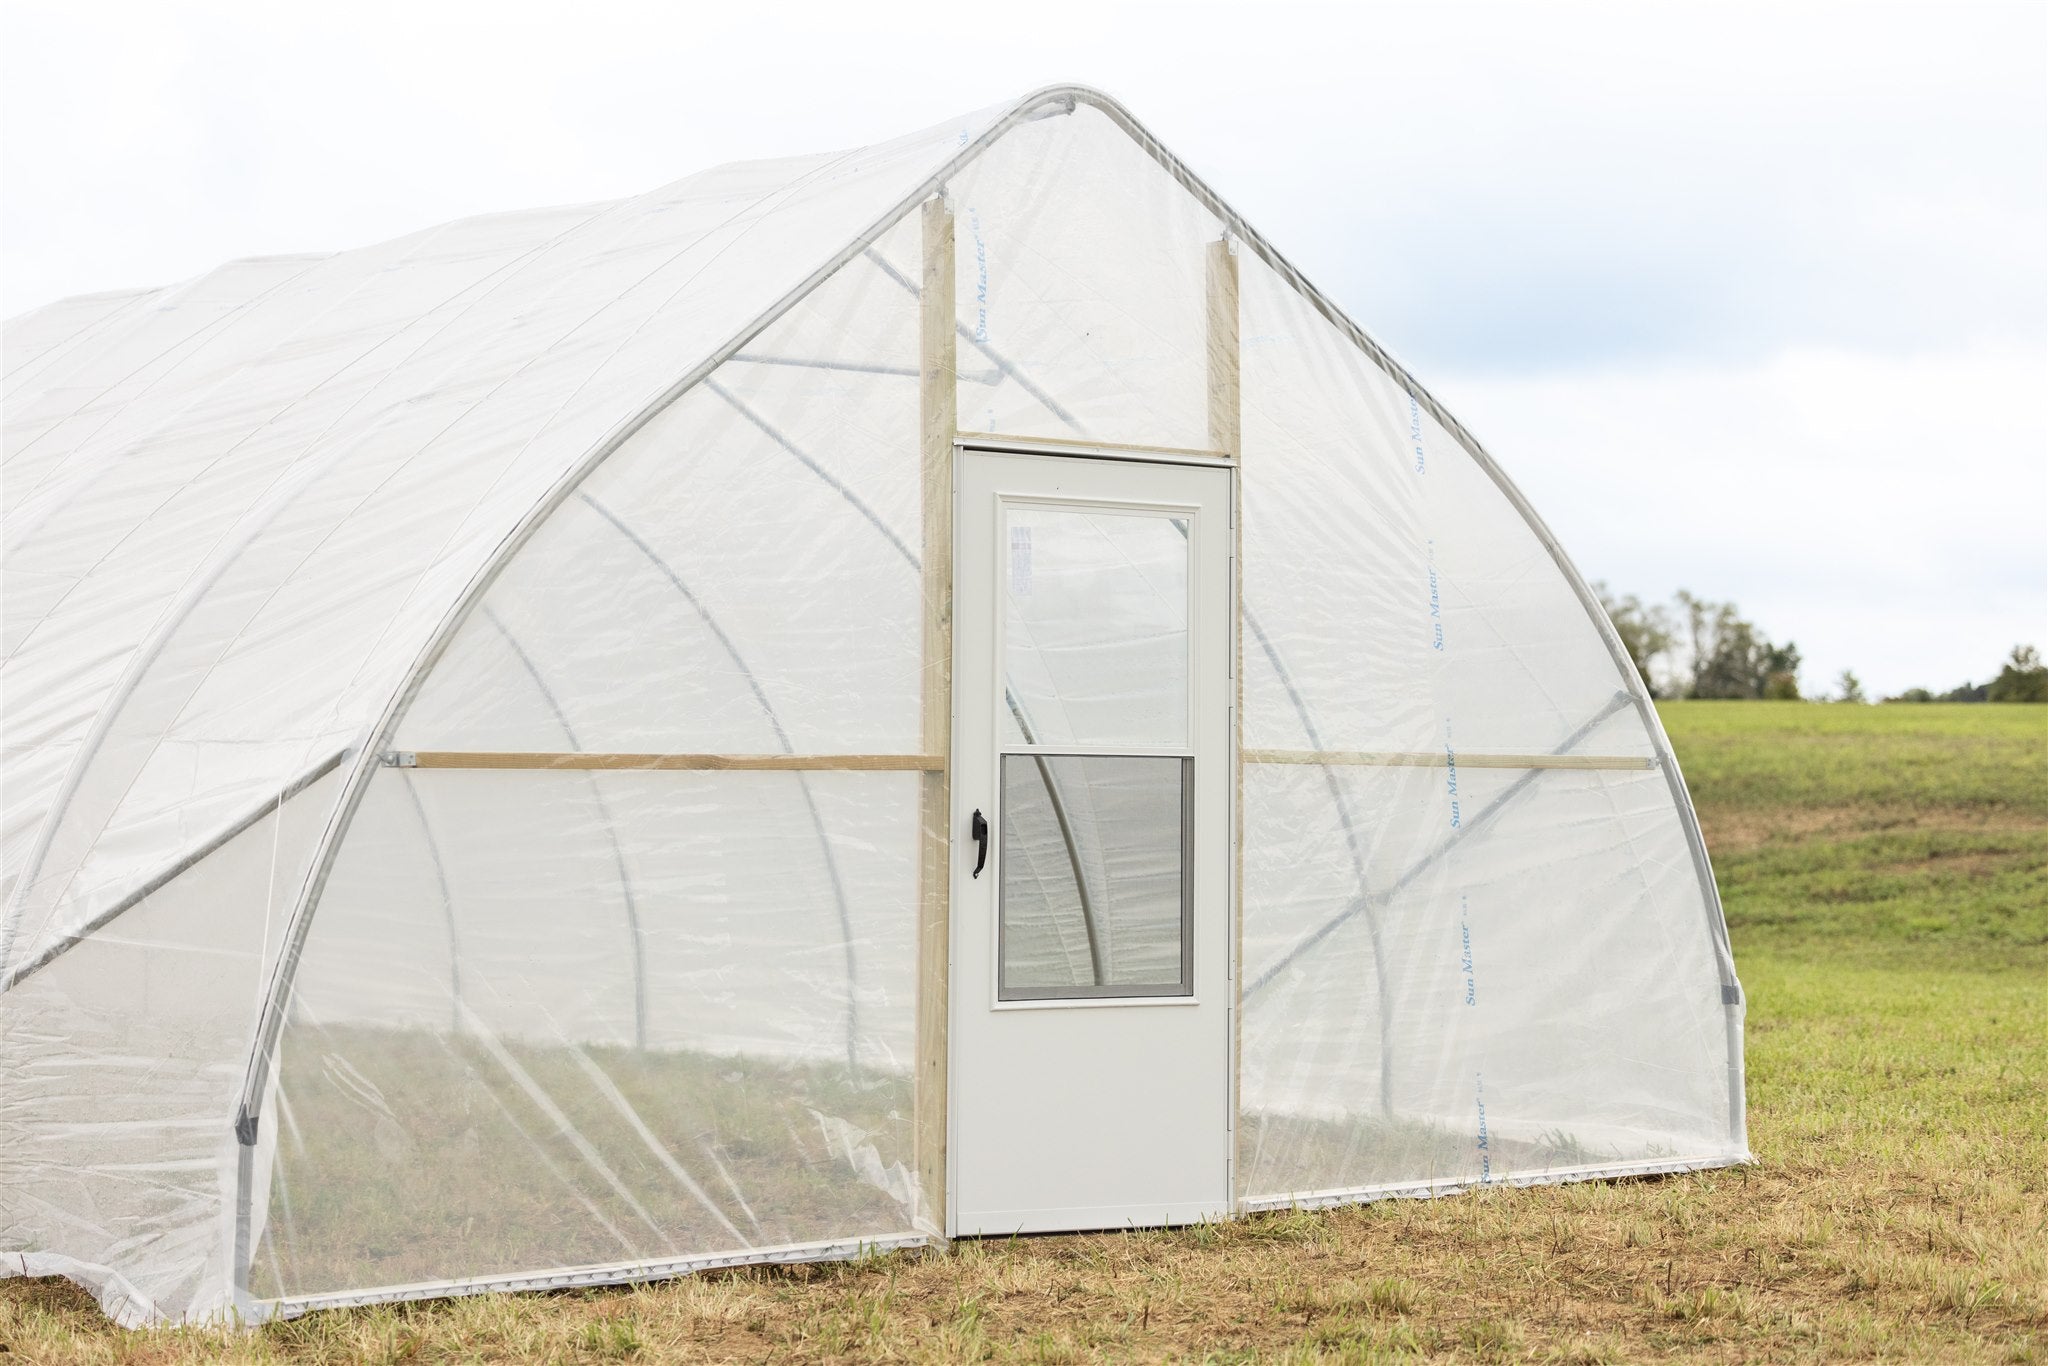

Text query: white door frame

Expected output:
[946,440,1237,1236]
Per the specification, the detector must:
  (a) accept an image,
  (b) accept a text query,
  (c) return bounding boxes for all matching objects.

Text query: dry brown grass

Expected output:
[1694,801,2044,854]
[6,952,2040,1362]
[4,1131,2042,1363]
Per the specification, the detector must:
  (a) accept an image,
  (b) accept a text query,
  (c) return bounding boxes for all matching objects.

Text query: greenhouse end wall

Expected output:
[1231,244,1745,1200]
[254,217,934,1304]
[2,88,1744,1326]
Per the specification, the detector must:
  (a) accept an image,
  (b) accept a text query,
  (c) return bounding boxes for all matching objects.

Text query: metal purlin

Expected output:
[219,83,1742,1311]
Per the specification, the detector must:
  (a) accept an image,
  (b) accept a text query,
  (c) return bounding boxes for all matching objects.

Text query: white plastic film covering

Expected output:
[2,87,1743,1325]
[939,105,1224,449]
[0,772,338,1324]
[258,228,929,1298]
[1233,249,1742,1199]
[0,103,1006,973]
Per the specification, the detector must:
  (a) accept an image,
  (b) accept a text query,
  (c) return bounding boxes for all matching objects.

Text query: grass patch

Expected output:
[1659,699,2046,821]
[5,701,2044,1361]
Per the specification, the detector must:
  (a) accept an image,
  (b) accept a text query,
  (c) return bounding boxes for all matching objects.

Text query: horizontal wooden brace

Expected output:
[390,751,945,772]
[1244,749,1655,772]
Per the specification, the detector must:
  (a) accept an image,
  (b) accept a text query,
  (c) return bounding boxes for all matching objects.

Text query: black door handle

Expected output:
[970,809,989,878]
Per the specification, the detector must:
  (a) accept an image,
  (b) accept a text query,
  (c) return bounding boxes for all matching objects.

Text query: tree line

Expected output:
[1593,585,2046,703]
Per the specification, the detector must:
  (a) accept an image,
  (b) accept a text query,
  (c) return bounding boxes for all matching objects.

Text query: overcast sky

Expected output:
[3,0,2042,697]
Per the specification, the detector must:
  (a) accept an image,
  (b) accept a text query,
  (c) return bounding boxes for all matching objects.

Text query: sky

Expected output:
[2,0,2042,698]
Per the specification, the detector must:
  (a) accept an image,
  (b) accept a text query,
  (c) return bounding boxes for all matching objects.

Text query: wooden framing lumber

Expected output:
[916,195,957,1240]
[396,752,942,771]
[1242,749,1655,771]
[1210,233,1246,1209]
[1207,239,1241,458]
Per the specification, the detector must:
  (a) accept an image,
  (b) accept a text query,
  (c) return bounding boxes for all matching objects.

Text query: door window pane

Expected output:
[998,754,1191,1000]
[1001,508,1189,749]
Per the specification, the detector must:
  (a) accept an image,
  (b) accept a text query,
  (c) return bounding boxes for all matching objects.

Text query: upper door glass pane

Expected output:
[1000,506,1190,749]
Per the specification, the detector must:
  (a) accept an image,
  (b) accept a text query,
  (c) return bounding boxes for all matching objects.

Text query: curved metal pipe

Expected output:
[1243,692,1634,1000]
[711,378,1108,987]
[857,248,1082,431]
[479,607,649,1050]
[394,770,462,1035]
[704,380,917,564]
[2,211,617,970]
[576,492,863,1080]
[1001,695,1105,987]
[0,747,347,993]
[1240,606,1390,1115]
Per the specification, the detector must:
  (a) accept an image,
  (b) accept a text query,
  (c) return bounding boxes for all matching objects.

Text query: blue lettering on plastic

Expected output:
[1459,894,1476,1006]
[1474,1073,1491,1183]
[1409,392,1426,473]
[1443,718,1462,828]
[1426,540,1444,651]
[969,209,989,343]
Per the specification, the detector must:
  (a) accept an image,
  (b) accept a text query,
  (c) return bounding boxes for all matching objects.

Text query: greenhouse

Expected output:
[0,85,1747,1325]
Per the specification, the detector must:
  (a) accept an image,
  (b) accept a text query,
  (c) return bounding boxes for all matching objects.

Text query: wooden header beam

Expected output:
[1244,749,1655,772]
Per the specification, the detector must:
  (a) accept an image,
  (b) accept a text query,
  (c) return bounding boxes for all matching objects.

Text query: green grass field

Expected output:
[4,700,2043,1362]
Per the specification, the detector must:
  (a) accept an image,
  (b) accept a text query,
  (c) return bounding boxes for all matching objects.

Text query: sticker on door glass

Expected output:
[1010,524,1032,597]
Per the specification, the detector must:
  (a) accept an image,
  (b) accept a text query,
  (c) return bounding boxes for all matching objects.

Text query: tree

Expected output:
[1883,646,2042,703]
[1594,581,1674,697]
[1835,670,1866,703]
[1988,645,2048,703]
[1676,591,1802,700]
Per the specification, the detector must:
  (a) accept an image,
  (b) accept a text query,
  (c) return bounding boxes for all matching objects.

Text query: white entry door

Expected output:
[949,447,1234,1235]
